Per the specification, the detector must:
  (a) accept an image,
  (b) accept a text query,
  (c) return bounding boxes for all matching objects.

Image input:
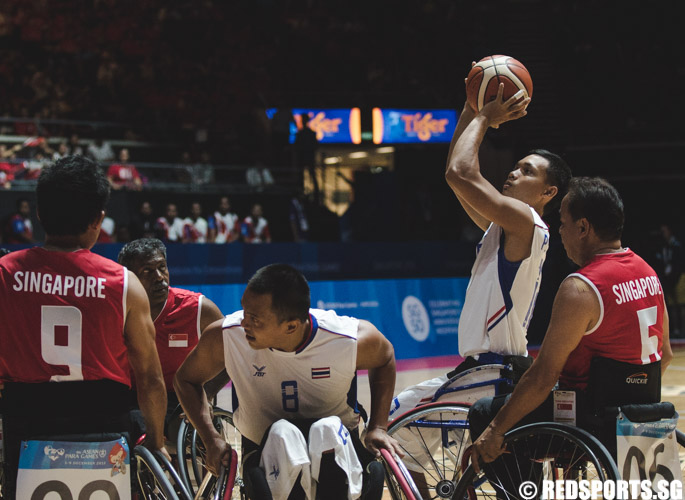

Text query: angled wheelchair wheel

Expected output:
[177,408,242,497]
[134,445,183,500]
[453,422,619,499]
[380,448,423,500]
[195,449,239,500]
[387,402,471,500]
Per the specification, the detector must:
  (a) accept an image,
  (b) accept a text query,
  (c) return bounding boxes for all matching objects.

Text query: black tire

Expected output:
[452,422,619,499]
[153,449,193,500]
[386,402,471,500]
[134,445,180,500]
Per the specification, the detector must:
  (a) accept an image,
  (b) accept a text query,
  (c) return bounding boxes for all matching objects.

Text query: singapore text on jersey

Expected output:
[612,275,662,305]
[12,271,107,298]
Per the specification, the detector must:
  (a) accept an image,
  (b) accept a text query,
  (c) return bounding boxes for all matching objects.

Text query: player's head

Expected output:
[118,238,170,306]
[559,177,624,265]
[165,203,178,220]
[16,198,31,218]
[250,203,263,219]
[504,150,571,217]
[190,202,202,219]
[241,264,310,350]
[219,196,231,214]
[36,155,110,239]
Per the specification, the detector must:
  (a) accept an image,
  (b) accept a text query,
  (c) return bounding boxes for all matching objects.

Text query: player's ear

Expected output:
[543,185,558,200]
[90,210,106,229]
[578,217,590,236]
[285,319,300,335]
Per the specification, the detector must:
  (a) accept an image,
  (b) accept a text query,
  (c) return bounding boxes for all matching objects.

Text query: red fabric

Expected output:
[0,248,130,386]
[107,163,142,187]
[560,250,664,390]
[153,287,201,391]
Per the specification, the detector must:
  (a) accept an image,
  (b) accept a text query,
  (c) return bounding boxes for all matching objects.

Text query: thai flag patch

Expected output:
[311,367,330,379]
[169,333,189,348]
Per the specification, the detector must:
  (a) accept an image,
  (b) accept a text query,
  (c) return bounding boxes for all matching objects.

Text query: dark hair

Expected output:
[36,155,110,236]
[246,264,310,322]
[566,177,624,241]
[15,198,30,210]
[528,149,572,216]
[118,238,167,268]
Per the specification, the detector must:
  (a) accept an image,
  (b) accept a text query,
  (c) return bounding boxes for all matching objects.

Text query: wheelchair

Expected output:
[385,362,525,499]
[175,405,426,500]
[453,357,682,498]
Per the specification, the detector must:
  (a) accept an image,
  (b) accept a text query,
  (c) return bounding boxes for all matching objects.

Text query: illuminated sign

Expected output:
[372,108,458,144]
[267,108,362,144]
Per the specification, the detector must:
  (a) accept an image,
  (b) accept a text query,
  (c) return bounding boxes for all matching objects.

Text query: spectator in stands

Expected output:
[68,134,84,156]
[130,201,158,240]
[156,203,184,242]
[2,198,35,244]
[245,161,274,192]
[87,136,115,163]
[208,196,240,244]
[0,144,22,159]
[241,203,271,243]
[182,201,208,243]
[294,113,320,204]
[187,150,215,188]
[107,148,143,191]
[97,215,117,243]
[51,141,70,161]
[289,194,310,242]
[656,222,683,336]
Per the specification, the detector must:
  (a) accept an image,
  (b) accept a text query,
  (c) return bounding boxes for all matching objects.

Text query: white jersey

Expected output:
[183,217,208,243]
[458,206,549,357]
[223,308,360,444]
[211,211,239,243]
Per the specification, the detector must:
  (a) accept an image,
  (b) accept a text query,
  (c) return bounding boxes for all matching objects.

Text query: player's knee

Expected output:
[269,418,305,443]
[308,415,347,451]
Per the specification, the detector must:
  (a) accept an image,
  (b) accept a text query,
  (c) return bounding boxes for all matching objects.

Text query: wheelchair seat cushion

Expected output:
[586,357,661,409]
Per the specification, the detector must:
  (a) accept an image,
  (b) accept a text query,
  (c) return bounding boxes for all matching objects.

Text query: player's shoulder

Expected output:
[222,310,244,329]
[312,308,359,339]
[169,286,202,301]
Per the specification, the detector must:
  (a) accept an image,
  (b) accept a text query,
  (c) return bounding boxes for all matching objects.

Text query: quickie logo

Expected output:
[401,113,449,141]
[308,112,342,141]
[626,372,649,385]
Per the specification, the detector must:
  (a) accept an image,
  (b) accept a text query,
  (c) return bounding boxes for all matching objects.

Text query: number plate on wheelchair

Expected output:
[17,437,131,499]
[617,411,679,483]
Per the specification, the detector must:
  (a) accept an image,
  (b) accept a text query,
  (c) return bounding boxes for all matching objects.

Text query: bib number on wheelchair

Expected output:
[17,438,131,500]
[616,411,680,484]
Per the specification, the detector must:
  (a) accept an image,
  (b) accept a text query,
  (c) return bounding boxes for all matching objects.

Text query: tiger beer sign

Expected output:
[372,108,458,144]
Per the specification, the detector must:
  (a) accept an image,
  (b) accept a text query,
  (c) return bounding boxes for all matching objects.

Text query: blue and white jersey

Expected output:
[222,308,360,444]
[458,206,549,357]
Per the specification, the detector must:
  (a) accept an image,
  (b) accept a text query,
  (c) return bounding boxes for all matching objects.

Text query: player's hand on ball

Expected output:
[480,84,530,129]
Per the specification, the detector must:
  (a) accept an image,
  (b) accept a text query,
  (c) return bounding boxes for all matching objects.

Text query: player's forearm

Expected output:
[446,115,489,186]
[488,364,557,436]
[445,103,477,171]
[136,376,168,449]
[174,376,219,445]
[367,357,397,431]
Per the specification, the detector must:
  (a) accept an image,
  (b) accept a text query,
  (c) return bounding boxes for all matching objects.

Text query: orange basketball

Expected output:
[466,55,533,111]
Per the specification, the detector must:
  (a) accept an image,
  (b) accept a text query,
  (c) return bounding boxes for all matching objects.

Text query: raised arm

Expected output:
[174,320,230,475]
[124,271,168,453]
[355,320,403,457]
[445,84,535,240]
[470,276,599,467]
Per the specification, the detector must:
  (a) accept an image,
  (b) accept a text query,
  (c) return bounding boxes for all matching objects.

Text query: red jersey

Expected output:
[560,249,664,390]
[0,247,130,386]
[154,287,202,390]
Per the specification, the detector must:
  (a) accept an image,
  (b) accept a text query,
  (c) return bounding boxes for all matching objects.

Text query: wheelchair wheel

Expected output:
[387,402,471,500]
[380,448,423,500]
[195,449,239,500]
[134,445,183,500]
[177,408,242,497]
[453,422,619,499]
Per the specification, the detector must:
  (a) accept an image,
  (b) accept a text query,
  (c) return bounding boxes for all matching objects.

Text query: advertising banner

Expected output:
[372,108,458,144]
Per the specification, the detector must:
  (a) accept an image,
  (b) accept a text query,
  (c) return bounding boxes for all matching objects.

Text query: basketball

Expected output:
[466,55,533,111]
